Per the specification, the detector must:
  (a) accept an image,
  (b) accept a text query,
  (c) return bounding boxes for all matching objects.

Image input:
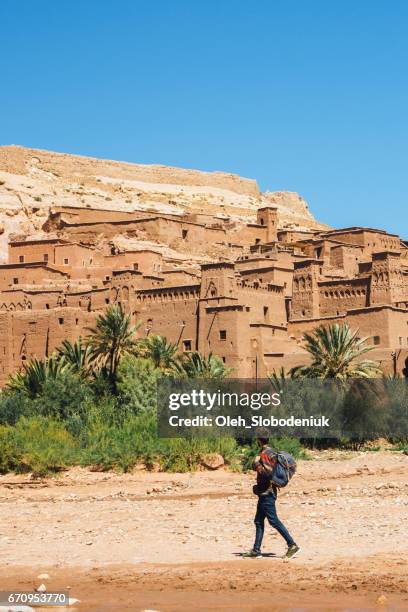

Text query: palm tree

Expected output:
[7,356,69,398]
[176,351,231,379]
[290,323,381,380]
[138,334,179,372]
[86,304,141,391]
[269,367,290,393]
[57,338,94,379]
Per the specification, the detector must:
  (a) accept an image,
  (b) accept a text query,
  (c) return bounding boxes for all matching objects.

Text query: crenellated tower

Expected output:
[291,259,321,319]
[257,206,278,242]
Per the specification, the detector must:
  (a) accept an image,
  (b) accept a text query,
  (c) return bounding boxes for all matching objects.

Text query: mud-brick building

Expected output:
[0,201,408,384]
[288,249,408,375]
[133,262,297,377]
[8,238,104,268]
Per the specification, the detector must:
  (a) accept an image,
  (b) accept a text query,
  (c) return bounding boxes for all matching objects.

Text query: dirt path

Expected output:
[1,451,407,611]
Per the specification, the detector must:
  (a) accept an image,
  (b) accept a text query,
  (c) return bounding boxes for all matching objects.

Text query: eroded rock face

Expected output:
[262,191,321,230]
[0,145,325,261]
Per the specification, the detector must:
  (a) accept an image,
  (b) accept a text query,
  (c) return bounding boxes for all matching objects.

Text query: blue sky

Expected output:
[1,1,407,236]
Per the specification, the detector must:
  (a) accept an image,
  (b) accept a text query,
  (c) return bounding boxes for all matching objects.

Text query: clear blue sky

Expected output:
[1,1,407,236]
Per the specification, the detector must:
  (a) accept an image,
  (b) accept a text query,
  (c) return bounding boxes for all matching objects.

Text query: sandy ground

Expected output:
[1,450,408,611]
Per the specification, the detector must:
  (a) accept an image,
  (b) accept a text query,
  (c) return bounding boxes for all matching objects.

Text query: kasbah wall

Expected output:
[1,202,408,386]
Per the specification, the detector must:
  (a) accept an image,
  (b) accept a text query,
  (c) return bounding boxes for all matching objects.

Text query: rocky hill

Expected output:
[0,145,326,261]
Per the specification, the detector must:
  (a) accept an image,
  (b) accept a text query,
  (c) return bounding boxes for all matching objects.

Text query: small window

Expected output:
[263,306,269,317]
[182,229,188,239]
[45,303,50,309]
[221,356,226,363]
[63,258,69,265]
[183,339,192,352]
[255,238,261,244]
[260,218,264,226]
[44,253,48,262]
[19,255,24,263]
[105,276,110,281]
[105,298,110,304]
[219,330,227,340]
[133,263,139,271]
[246,306,250,312]
[58,317,64,325]
[13,278,18,284]
[373,336,380,345]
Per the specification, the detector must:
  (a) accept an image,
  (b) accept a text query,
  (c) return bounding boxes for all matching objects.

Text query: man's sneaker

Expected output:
[285,544,300,559]
[242,549,262,558]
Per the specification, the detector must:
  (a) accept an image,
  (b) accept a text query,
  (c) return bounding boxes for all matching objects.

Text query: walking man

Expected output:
[244,430,300,559]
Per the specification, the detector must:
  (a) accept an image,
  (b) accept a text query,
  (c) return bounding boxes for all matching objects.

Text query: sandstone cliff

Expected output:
[0,145,326,261]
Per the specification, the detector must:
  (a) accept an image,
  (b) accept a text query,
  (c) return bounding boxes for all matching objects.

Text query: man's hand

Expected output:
[253,456,266,473]
[252,455,262,472]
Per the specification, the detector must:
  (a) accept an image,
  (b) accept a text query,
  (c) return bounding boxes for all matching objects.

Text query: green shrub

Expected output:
[116,356,159,415]
[13,416,79,476]
[0,425,18,473]
[80,411,158,472]
[160,436,240,472]
[80,410,240,473]
[0,417,79,476]
[1,411,303,476]
[394,442,408,453]
[31,372,93,422]
[0,391,35,425]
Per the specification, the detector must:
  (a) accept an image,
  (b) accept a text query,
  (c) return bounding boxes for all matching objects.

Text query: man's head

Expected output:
[255,427,270,447]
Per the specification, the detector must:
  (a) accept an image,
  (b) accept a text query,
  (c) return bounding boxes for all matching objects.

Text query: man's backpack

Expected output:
[260,448,297,488]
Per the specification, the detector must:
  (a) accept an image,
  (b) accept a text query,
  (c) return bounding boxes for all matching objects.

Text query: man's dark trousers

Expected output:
[253,492,295,553]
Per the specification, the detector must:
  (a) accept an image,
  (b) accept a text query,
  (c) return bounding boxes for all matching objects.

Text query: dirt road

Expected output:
[1,451,407,611]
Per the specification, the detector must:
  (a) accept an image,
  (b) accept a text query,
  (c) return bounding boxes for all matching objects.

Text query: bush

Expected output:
[1,372,95,426]
[0,416,79,476]
[0,391,35,425]
[31,372,93,422]
[160,436,240,472]
[80,411,158,472]
[0,410,303,476]
[394,442,408,453]
[116,356,159,416]
[0,425,18,473]
[80,412,240,473]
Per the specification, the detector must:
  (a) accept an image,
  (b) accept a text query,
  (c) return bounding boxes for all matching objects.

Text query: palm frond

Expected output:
[290,323,381,380]
[137,335,179,371]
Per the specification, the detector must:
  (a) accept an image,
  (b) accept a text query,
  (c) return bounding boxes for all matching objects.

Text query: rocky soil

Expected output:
[0,451,407,611]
